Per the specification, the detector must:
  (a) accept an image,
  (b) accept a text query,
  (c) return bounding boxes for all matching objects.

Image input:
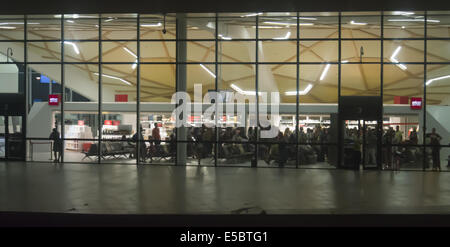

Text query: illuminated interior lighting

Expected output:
[230,84,261,96]
[206,22,215,29]
[319,64,331,81]
[200,64,216,78]
[390,46,407,70]
[263,21,296,26]
[104,18,115,22]
[0,26,16,29]
[285,84,313,96]
[295,17,318,20]
[253,26,283,29]
[350,20,368,25]
[218,34,232,40]
[132,60,137,70]
[393,11,415,15]
[0,22,39,25]
[36,77,41,80]
[426,75,450,86]
[241,13,263,17]
[299,23,314,26]
[66,20,74,23]
[63,41,80,54]
[123,47,138,58]
[341,60,349,63]
[93,72,132,86]
[141,23,162,27]
[273,31,291,40]
[402,26,405,29]
[388,19,440,23]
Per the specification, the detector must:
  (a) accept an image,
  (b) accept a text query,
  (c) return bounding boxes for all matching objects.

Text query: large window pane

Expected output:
[27,18,61,40]
[341,64,380,96]
[342,15,381,39]
[300,40,338,62]
[27,41,61,62]
[140,15,176,40]
[218,41,256,62]
[299,16,338,39]
[101,16,137,40]
[64,18,99,40]
[259,41,296,62]
[300,64,338,103]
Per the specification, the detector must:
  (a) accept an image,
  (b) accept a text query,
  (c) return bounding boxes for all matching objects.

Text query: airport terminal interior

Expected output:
[1,11,450,171]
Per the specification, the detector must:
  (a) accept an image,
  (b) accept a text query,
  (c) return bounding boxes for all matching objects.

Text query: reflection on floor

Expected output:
[29,150,450,171]
[2,161,450,214]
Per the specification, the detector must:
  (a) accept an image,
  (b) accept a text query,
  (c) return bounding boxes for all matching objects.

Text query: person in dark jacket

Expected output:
[49,128,62,163]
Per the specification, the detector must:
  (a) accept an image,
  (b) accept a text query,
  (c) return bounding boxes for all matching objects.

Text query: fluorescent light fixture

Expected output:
[54,14,82,19]
[123,47,137,58]
[241,13,263,17]
[299,23,314,26]
[390,46,407,70]
[63,41,80,54]
[253,26,283,29]
[294,17,318,20]
[391,46,402,59]
[393,11,415,15]
[66,20,74,23]
[350,20,368,25]
[200,64,216,78]
[0,22,39,25]
[388,19,440,23]
[0,26,16,29]
[341,60,349,63]
[206,22,215,29]
[426,75,450,86]
[285,84,313,96]
[141,23,162,27]
[320,64,331,81]
[132,60,137,70]
[218,34,232,40]
[273,31,291,40]
[230,84,261,96]
[104,18,115,22]
[93,72,132,86]
[402,26,405,29]
[263,21,296,26]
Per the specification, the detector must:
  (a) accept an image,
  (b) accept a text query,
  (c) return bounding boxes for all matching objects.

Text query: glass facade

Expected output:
[1,12,449,171]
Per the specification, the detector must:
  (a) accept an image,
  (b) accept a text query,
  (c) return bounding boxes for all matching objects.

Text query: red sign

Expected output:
[104,120,112,125]
[78,120,85,126]
[113,120,120,126]
[222,116,227,122]
[410,97,422,110]
[394,96,409,104]
[48,94,60,106]
[189,116,201,122]
[115,94,128,102]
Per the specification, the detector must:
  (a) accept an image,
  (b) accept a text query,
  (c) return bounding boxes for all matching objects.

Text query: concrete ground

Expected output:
[1,161,450,215]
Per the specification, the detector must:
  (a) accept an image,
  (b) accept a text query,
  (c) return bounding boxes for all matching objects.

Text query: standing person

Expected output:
[366,128,377,166]
[132,127,146,162]
[49,128,62,163]
[352,130,362,169]
[409,128,418,145]
[429,128,442,171]
[152,123,161,146]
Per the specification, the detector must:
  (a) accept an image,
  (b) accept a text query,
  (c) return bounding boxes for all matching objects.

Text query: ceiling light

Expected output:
[285,84,313,96]
[295,17,318,20]
[93,72,132,86]
[263,21,296,26]
[273,31,291,40]
[218,34,232,40]
[0,22,39,25]
[123,47,137,58]
[350,20,368,25]
[141,23,162,27]
[206,22,215,29]
[0,26,16,29]
[320,64,331,81]
[66,20,74,23]
[299,23,314,26]
[401,26,405,29]
[132,60,137,70]
[341,60,349,63]
[393,11,415,15]
[426,75,450,86]
[241,13,263,17]
[63,41,80,54]
[253,26,283,29]
[230,84,261,96]
[388,19,440,23]
[104,18,115,22]
[390,46,407,70]
[200,64,216,78]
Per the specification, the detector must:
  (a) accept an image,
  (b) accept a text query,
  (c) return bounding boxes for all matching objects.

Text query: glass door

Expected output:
[363,120,380,169]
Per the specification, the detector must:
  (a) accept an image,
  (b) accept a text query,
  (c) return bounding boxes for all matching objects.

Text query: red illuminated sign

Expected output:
[104,120,112,125]
[78,120,84,126]
[48,94,60,106]
[410,97,422,110]
[115,94,128,102]
[113,120,120,126]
